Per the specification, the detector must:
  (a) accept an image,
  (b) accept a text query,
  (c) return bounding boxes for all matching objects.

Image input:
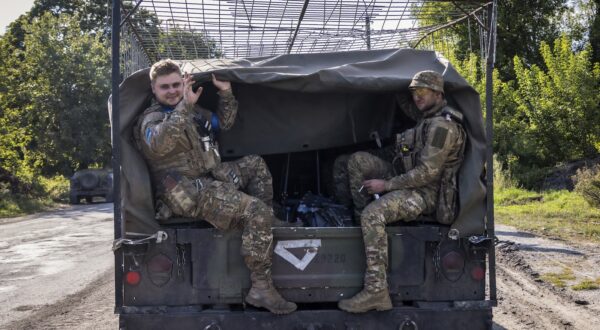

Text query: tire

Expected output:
[105,193,114,203]
[70,193,79,204]
[85,196,93,204]
[80,173,99,190]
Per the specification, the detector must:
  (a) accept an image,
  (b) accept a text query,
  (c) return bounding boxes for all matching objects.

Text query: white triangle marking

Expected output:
[274,239,322,271]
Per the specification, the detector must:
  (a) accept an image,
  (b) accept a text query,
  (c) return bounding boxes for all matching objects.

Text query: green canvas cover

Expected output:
[111,48,487,237]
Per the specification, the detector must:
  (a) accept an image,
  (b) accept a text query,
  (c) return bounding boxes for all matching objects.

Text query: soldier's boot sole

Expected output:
[245,291,297,315]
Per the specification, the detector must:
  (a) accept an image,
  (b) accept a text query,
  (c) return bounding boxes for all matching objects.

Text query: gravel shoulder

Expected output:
[492,224,600,329]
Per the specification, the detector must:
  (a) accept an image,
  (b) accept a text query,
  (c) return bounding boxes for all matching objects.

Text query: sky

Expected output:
[0,0,36,35]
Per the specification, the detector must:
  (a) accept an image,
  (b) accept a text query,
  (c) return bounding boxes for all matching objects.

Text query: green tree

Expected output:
[512,35,600,166]
[590,0,600,62]
[415,0,568,81]
[0,12,111,178]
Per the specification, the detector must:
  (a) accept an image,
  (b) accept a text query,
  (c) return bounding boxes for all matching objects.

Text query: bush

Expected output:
[573,165,600,208]
[35,175,70,202]
[493,155,517,191]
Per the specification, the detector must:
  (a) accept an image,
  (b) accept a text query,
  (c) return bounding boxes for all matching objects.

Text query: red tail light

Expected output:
[125,271,141,286]
[471,265,485,281]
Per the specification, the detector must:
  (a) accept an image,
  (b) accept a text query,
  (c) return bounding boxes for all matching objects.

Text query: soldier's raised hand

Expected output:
[211,73,231,92]
[183,72,203,106]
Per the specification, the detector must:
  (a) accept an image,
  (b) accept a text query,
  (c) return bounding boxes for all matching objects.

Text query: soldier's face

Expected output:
[152,72,183,107]
[411,87,441,112]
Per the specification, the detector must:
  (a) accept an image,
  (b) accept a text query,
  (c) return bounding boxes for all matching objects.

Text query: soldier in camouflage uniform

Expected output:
[337,71,466,313]
[135,59,296,314]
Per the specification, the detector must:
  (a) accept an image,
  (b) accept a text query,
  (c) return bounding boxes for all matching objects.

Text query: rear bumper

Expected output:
[119,305,493,330]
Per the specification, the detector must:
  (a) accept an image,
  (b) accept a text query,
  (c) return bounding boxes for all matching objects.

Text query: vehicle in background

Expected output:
[70,169,113,204]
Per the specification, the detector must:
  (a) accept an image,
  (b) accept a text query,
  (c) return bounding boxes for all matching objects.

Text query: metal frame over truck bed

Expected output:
[110,1,498,329]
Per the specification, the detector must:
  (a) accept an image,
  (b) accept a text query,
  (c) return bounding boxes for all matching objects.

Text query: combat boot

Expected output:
[245,272,297,314]
[338,287,392,313]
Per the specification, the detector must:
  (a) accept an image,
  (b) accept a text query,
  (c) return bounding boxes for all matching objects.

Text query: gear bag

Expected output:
[292,192,353,227]
[435,108,466,224]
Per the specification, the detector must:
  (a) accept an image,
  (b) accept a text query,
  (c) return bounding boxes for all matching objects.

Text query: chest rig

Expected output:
[392,106,464,175]
[134,103,221,184]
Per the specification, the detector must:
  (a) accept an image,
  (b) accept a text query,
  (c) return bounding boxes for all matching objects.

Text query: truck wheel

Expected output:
[70,193,79,204]
[105,193,114,203]
[85,196,93,204]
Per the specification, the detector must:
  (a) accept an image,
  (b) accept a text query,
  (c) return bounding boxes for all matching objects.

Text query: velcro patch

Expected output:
[431,127,448,149]
[162,175,178,191]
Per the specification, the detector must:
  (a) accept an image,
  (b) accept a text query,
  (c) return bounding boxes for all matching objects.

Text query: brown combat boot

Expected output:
[338,287,392,313]
[245,272,297,314]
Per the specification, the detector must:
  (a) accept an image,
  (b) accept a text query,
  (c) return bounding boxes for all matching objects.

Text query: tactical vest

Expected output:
[133,103,221,185]
[392,106,466,224]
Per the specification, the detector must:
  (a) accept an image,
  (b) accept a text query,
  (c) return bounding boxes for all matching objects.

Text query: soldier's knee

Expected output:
[245,154,265,167]
[241,195,271,222]
[347,151,371,173]
[361,203,386,226]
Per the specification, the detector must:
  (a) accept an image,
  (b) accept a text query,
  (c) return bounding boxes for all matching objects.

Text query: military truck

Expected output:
[110,1,498,329]
[69,169,113,204]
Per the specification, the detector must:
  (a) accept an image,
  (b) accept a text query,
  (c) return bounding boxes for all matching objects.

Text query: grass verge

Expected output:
[0,194,58,218]
[495,188,600,243]
[0,175,69,218]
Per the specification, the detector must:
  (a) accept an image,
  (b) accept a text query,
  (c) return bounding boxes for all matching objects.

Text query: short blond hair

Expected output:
[149,59,181,83]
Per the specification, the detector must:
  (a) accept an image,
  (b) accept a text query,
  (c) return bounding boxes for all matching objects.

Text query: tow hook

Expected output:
[399,317,418,330]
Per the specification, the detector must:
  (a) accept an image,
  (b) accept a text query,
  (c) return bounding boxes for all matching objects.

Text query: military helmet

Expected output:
[409,70,444,93]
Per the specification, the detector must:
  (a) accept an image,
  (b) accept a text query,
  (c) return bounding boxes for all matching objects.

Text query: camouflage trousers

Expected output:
[332,148,395,211]
[335,151,436,292]
[160,155,276,273]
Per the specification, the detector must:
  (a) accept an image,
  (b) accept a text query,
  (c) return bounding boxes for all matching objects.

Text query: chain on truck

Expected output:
[110,1,499,329]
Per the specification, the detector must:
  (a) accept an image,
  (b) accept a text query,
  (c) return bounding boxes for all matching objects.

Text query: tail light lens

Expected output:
[147,253,173,287]
[125,271,141,286]
[471,265,485,281]
[441,251,465,281]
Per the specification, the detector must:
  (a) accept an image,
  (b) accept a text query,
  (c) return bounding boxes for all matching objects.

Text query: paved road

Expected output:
[0,203,114,328]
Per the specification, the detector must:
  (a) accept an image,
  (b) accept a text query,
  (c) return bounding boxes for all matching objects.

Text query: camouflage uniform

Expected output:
[338,71,467,296]
[358,100,465,292]
[135,89,276,269]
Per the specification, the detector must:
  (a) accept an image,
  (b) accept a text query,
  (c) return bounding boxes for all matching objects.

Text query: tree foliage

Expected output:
[416,0,568,81]
[512,35,600,166]
[0,11,111,180]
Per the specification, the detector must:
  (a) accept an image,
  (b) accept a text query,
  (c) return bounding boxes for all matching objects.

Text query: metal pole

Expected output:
[485,0,498,304]
[111,0,123,310]
[365,15,371,50]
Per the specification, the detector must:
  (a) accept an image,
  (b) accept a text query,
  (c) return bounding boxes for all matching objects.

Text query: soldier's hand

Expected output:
[183,72,203,106]
[212,73,231,92]
[363,179,386,194]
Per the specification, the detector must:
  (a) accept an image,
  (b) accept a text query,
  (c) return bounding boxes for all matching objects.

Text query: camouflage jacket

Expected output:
[135,90,238,185]
[384,100,466,192]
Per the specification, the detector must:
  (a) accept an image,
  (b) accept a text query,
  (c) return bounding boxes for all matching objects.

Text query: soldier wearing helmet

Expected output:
[336,70,467,313]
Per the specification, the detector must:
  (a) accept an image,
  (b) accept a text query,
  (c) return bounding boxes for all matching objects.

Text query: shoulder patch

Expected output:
[145,127,153,146]
[431,127,448,149]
